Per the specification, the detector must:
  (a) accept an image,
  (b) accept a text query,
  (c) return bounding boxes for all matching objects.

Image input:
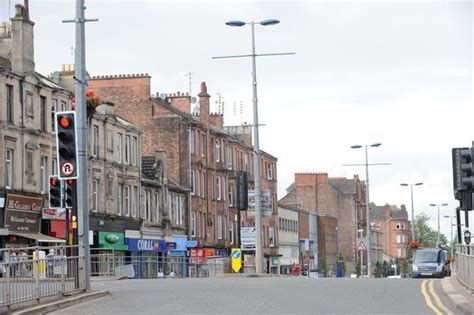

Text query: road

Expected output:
[51,277,459,315]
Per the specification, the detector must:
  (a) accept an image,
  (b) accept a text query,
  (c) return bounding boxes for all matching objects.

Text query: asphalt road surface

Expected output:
[51,277,460,315]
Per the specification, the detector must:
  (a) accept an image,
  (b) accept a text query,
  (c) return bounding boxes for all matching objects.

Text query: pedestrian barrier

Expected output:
[0,245,85,310]
[456,244,474,291]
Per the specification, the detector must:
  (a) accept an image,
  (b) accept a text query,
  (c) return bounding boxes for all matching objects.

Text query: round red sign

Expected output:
[60,162,75,177]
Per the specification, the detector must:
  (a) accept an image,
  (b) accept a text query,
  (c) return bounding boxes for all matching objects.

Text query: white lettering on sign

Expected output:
[137,239,154,251]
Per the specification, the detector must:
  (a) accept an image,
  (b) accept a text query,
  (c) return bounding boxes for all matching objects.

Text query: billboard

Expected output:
[247,190,273,218]
[241,227,256,250]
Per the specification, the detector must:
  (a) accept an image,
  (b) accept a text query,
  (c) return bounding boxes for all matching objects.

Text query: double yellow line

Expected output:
[421,280,453,315]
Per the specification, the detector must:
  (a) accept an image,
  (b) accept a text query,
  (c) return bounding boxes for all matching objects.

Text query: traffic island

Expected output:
[11,290,109,315]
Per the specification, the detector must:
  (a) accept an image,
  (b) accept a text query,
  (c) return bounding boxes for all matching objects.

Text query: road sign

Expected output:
[357,240,367,251]
[231,248,242,273]
[61,162,75,177]
[241,227,256,250]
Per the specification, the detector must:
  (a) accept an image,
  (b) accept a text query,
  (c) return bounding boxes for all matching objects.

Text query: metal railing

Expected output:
[456,244,474,291]
[90,249,255,279]
[0,245,85,309]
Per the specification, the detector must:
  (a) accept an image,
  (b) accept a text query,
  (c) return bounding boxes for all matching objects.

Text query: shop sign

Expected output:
[98,232,128,251]
[166,242,177,250]
[190,248,215,264]
[42,208,66,220]
[127,238,166,252]
[241,227,256,250]
[186,240,198,248]
[5,194,43,213]
[4,210,40,232]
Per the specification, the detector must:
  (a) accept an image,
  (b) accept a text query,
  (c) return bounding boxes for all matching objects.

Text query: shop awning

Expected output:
[11,232,66,243]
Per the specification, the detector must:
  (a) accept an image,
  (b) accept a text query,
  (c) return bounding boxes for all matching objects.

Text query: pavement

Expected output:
[441,275,474,315]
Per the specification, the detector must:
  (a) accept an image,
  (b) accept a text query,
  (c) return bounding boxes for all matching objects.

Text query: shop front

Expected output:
[2,194,64,248]
[126,237,166,278]
[90,231,128,277]
[189,247,215,277]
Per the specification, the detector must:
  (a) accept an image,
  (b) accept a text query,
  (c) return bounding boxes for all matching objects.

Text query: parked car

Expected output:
[411,248,451,278]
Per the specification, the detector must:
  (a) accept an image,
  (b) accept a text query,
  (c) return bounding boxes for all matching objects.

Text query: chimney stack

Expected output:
[10,1,35,74]
[198,82,210,125]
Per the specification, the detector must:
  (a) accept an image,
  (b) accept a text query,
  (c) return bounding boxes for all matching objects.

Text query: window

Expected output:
[51,99,57,131]
[217,215,223,239]
[51,158,57,176]
[201,172,205,197]
[145,190,151,221]
[215,140,221,162]
[124,186,130,216]
[132,186,138,218]
[191,212,196,237]
[190,170,196,195]
[244,154,249,172]
[202,213,206,238]
[155,192,160,222]
[267,163,273,180]
[190,129,195,154]
[117,133,123,163]
[60,101,66,111]
[6,84,13,124]
[107,129,114,151]
[92,179,99,212]
[40,156,47,194]
[196,171,200,197]
[131,136,137,166]
[117,184,123,216]
[176,196,183,225]
[228,183,234,207]
[197,212,201,238]
[200,133,205,157]
[92,125,99,157]
[124,135,130,164]
[216,176,221,201]
[401,249,406,257]
[229,220,234,244]
[5,149,13,190]
[269,227,275,247]
[397,248,402,258]
[40,96,47,131]
[396,235,401,244]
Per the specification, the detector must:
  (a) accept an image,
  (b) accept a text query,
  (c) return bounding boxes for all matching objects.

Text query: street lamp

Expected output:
[400,182,423,241]
[357,229,364,277]
[430,203,448,247]
[350,143,383,278]
[215,19,294,275]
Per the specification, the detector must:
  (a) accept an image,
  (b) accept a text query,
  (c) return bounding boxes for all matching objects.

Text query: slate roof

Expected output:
[391,209,409,220]
[329,178,356,195]
[142,156,157,180]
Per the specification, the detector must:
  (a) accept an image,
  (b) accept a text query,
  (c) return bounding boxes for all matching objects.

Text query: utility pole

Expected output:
[62,0,97,291]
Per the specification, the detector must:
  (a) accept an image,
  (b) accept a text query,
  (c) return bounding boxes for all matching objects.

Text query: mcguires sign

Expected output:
[4,194,43,232]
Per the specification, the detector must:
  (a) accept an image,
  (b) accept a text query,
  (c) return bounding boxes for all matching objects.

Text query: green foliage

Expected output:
[319,254,328,277]
[400,259,410,277]
[415,213,448,248]
[354,255,361,276]
[338,253,346,277]
[374,261,382,278]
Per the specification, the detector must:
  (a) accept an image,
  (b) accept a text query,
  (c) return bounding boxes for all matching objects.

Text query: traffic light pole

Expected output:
[63,0,98,291]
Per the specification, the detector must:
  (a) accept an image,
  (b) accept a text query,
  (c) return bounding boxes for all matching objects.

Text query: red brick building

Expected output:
[279,173,366,273]
[89,76,279,270]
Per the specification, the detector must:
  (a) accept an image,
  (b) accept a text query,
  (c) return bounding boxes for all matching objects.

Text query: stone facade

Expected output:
[0,2,72,242]
[278,205,300,274]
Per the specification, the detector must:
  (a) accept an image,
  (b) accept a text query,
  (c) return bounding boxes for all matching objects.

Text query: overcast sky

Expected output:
[2,0,472,239]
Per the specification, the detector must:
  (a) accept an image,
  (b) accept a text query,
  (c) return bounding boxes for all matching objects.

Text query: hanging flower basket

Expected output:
[71,90,113,118]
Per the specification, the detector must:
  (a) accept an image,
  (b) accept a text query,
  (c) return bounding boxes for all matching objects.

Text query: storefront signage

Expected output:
[241,227,256,250]
[5,194,43,212]
[166,242,177,250]
[42,208,66,220]
[98,232,128,251]
[190,248,215,264]
[4,194,43,233]
[127,238,166,252]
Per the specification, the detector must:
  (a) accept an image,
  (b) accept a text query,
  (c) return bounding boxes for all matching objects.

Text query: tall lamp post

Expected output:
[345,143,391,278]
[213,19,294,275]
[430,203,448,247]
[400,182,423,241]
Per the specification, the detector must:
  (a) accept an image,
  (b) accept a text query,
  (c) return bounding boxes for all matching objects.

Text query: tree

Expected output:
[319,254,328,277]
[414,213,448,248]
[338,253,346,277]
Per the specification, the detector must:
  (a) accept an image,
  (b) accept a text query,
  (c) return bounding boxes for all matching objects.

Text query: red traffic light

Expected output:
[50,177,59,187]
[58,116,72,129]
[66,179,74,185]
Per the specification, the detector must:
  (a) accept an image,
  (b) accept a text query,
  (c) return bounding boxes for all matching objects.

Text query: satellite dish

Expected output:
[159,93,167,100]
[191,96,197,104]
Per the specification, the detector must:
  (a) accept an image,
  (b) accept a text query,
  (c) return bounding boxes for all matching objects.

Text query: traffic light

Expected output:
[452,147,474,193]
[55,111,79,180]
[49,175,62,208]
[64,179,74,208]
[237,171,248,210]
